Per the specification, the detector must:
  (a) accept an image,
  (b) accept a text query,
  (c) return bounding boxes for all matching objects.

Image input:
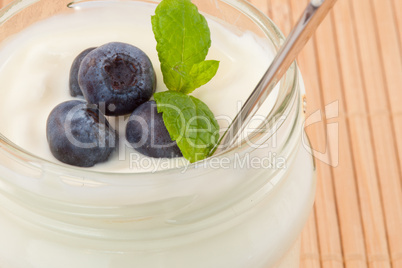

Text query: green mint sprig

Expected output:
[151,0,220,163]
[151,0,219,94]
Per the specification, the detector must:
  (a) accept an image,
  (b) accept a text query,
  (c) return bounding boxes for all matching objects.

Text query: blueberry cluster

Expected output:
[47,42,181,167]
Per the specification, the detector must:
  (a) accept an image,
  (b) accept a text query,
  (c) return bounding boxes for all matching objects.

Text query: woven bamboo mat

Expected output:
[1,0,402,267]
[246,0,402,267]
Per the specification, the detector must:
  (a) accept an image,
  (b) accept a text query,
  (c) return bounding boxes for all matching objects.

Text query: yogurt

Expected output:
[0,1,277,172]
[0,1,316,268]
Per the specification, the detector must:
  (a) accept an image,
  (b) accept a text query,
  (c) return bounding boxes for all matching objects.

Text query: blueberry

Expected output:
[69,47,96,97]
[46,100,117,167]
[78,42,156,116]
[126,101,182,158]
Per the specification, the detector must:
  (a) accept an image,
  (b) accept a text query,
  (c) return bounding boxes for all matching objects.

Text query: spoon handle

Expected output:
[211,0,337,155]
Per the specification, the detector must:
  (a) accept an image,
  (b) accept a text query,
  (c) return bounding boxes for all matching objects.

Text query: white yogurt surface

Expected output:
[0,1,277,172]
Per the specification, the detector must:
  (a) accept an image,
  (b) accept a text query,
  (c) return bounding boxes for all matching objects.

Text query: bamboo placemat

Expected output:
[1,0,402,267]
[247,0,402,267]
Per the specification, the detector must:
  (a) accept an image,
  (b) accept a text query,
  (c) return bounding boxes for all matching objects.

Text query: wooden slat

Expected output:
[329,0,371,267]
[300,210,321,268]
[370,0,402,180]
[391,0,402,53]
[368,0,402,267]
[0,0,12,7]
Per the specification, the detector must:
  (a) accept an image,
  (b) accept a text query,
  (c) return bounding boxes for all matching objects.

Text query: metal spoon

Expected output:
[211,0,337,155]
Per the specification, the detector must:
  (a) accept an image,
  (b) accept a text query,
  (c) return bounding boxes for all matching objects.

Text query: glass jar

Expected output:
[0,0,316,267]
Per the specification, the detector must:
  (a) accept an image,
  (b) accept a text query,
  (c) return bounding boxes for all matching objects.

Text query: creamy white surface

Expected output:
[0,2,277,172]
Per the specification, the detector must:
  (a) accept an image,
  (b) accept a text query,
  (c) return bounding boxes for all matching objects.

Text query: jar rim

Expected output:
[0,0,299,177]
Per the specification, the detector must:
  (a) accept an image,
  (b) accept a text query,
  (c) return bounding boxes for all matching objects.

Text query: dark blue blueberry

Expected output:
[78,42,156,116]
[126,101,182,158]
[69,47,96,97]
[46,100,117,167]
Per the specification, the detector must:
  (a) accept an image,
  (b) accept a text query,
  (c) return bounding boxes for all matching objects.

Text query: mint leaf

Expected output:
[151,0,219,94]
[151,0,221,162]
[154,91,220,163]
[189,60,220,93]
